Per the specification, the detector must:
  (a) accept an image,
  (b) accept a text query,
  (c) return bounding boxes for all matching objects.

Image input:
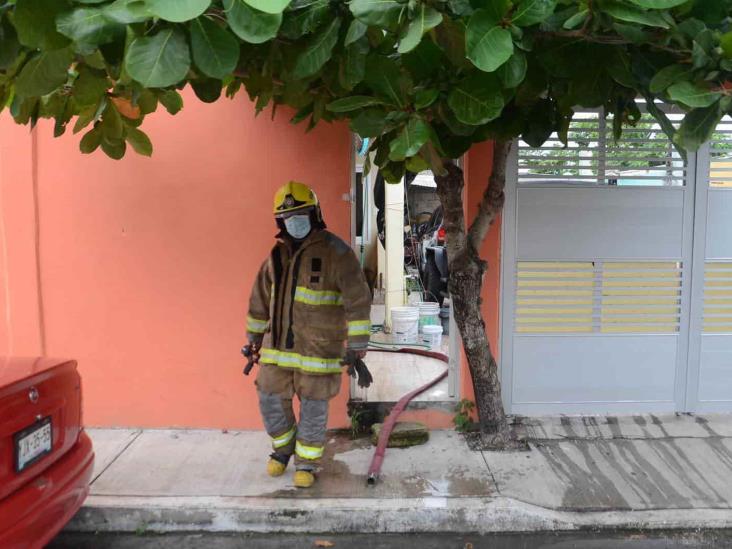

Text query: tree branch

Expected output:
[537,30,690,57]
[467,141,511,253]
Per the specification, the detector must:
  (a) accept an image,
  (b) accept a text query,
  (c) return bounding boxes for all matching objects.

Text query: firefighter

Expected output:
[246,181,372,488]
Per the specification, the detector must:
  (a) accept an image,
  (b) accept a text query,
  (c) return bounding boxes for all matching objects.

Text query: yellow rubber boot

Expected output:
[293,469,315,488]
[267,458,287,477]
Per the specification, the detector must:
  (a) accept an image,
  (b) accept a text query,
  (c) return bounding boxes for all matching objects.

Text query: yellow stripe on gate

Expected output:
[348,320,371,336]
[247,315,268,334]
[259,348,343,374]
[272,426,296,449]
[294,287,343,306]
[295,441,324,460]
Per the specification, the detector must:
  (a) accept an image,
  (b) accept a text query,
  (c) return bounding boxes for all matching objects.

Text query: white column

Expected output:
[384,175,405,331]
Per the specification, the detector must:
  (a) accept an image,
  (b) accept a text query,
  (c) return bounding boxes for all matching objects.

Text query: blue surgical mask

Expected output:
[284,214,312,240]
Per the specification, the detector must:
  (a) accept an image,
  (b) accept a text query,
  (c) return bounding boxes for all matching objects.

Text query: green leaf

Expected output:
[280,0,329,39]
[415,88,439,110]
[125,28,191,88]
[327,96,385,112]
[562,9,588,30]
[692,41,711,70]
[403,39,445,81]
[103,0,153,24]
[191,77,223,103]
[612,22,649,42]
[350,108,387,137]
[667,81,722,108]
[224,0,282,44]
[511,0,557,27]
[674,103,723,151]
[349,0,403,29]
[498,50,527,88]
[364,55,409,108]
[15,47,73,97]
[606,49,635,88]
[398,6,443,54]
[479,0,513,21]
[100,101,123,138]
[73,105,97,133]
[292,17,341,79]
[721,32,732,59]
[243,0,291,14]
[126,126,153,156]
[626,0,688,8]
[466,9,514,72]
[340,37,368,90]
[447,71,504,125]
[406,154,430,173]
[79,126,102,153]
[101,137,126,159]
[146,0,211,22]
[389,117,431,161]
[190,16,240,79]
[604,2,670,28]
[0,18,21,71]
[649,65,691,93]
[345,19,368,46]
[14,0,71,51]
[158,89,184,114]
[56,7,122,46]
[137,89,158,114]
[73,66,110,106]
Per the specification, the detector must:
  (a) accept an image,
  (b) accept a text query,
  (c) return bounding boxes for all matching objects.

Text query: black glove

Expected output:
[342,350,373,388]
[241,341,261,376]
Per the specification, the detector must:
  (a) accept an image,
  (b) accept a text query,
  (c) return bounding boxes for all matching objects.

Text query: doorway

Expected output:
[350,140,459,404]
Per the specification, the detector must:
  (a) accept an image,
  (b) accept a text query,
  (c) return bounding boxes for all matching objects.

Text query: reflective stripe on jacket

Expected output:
[247,230,371,374]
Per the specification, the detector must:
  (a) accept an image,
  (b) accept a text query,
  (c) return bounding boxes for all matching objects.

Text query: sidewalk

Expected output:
[68,414,732,534]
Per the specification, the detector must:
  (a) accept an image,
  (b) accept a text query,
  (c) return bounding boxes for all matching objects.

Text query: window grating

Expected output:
[518,111,686,187]
[709,116,732,188]
[515,261,682,334]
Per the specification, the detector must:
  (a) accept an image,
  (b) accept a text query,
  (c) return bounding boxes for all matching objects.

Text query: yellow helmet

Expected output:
[273,181,319,217]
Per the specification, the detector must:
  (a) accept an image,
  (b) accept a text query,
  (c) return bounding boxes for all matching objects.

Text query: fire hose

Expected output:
[365,347,449,486]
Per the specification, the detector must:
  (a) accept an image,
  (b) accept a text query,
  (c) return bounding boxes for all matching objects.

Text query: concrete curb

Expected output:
[68,495,732,534]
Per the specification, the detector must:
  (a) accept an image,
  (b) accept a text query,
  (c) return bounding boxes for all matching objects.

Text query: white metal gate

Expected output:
[500,108,715,415]
[686,116,732,412]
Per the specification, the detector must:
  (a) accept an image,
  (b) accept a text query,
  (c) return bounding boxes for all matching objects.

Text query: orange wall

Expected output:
[0,92,502,430]
[1,90,353,428]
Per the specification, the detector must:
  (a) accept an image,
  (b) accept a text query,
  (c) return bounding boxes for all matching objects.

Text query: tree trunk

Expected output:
[434,142,513,445]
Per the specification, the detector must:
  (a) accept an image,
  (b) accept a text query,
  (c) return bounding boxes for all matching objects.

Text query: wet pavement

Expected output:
[67,416,732,534]
[49,530,732,548]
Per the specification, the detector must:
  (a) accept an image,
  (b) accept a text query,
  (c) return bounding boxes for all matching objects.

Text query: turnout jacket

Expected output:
[247,229,372,375]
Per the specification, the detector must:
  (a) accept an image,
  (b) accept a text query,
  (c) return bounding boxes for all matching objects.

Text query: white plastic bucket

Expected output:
[391,306,420,344]
[417,301,440,333]
[421,325,443,350]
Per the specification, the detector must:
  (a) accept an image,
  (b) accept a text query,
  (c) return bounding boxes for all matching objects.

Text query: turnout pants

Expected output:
[256,363,341,469]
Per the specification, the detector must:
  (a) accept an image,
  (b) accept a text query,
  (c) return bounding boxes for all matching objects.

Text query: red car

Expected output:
[0,357,94,549]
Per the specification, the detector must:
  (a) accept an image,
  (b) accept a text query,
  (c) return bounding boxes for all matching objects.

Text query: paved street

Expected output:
[49,530,732,548]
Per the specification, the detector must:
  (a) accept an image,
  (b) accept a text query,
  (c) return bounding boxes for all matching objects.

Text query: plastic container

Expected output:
[417,302,440,333]
[440,306,450,336]
[391,306,420,344]
[421,325,443,350]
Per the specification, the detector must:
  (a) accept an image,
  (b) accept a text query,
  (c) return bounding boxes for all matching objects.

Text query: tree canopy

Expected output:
[1,0,731,175]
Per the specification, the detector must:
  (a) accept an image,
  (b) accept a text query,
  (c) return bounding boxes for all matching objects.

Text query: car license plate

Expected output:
[14,417,52,473]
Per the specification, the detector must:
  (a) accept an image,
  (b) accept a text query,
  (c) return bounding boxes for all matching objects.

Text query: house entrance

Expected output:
[349,141,459,404]
[501,109,732,414]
